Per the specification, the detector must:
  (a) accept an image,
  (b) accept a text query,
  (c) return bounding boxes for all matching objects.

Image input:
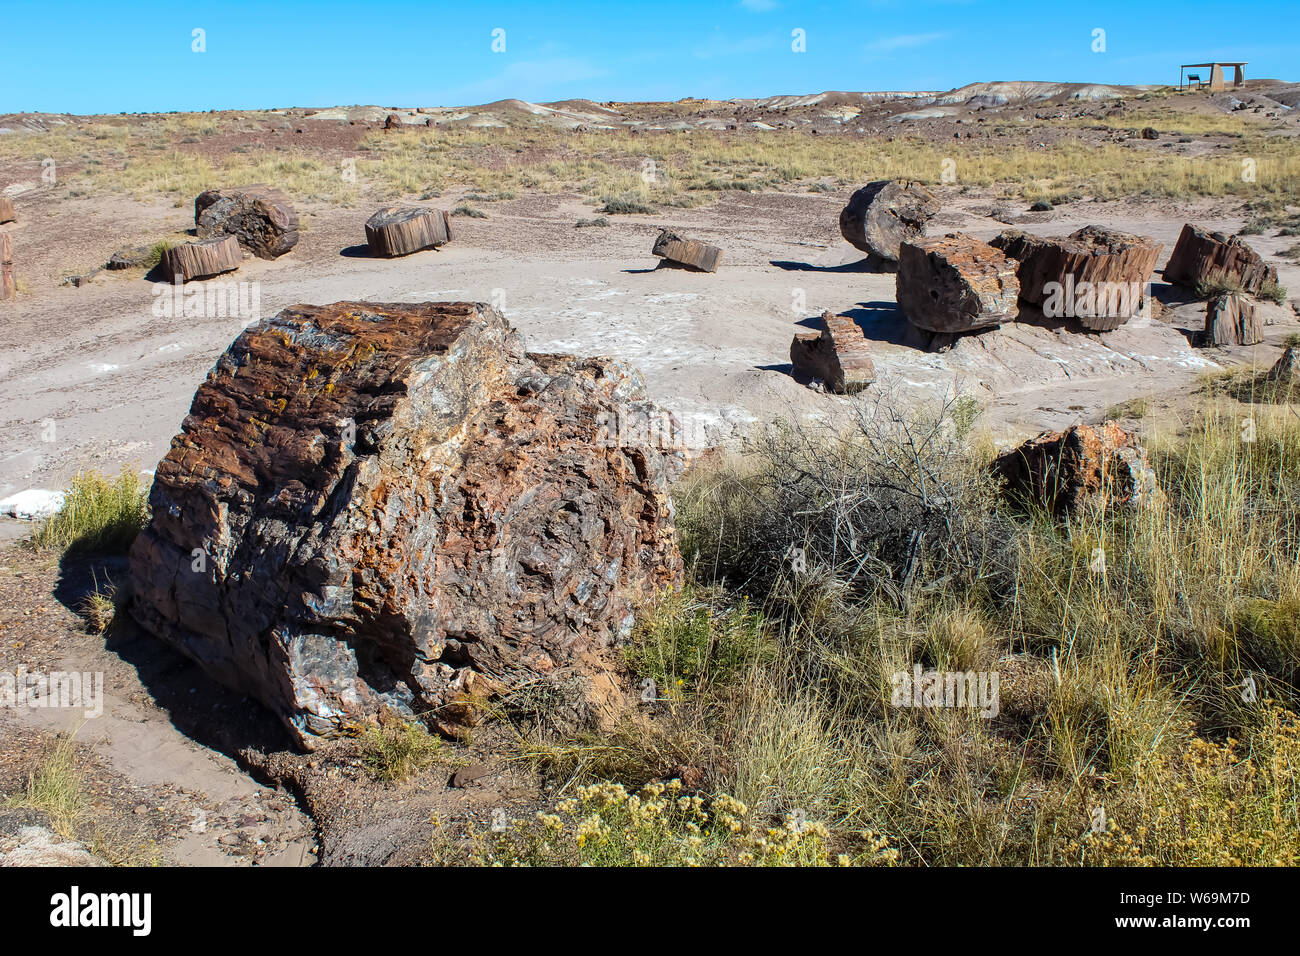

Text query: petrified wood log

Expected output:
[159,235,242,283]
[364,205,453,257]
[128,301,684,747]
[789,311,876,394]
[991,225,1162,331]
[839,180,940,261]
[896,233,1019,334]
[1,233,13,301]
[993,421,1162,516]
[1267,346,1299,385]
[0,197,14,224]
[1205,293,1261,346]
[652,229,722,272]
[195,184,299,259]
[1163,224,1277,296]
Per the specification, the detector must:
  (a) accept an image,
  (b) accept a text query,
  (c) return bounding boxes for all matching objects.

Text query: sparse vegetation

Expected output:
[360,720,447,783]
[28,470,150,555]
[503,393,1300,866]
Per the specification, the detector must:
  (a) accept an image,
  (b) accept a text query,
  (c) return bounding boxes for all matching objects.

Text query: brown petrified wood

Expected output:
[364,205,453,257]
[0,197,14,224]
[838,180,940,261]
[896,233,1020,334]
[159,235,242,283]
[652,229,722,272]
[1163,224,1277,296]
[992,421,1162,517]
[789,311,876,394]
[195,184,299,259]
[1205,293,1262,346]
[128,301,684,747]
[990,225,1162,331]
[1,233,13,301]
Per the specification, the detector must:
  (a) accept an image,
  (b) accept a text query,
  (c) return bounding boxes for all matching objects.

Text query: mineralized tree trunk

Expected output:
[129,301,684,747]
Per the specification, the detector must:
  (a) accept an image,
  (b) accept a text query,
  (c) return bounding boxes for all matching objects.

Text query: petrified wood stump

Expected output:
[1205,293,1262,346]
[1163,224,1277,296]
[652,229,722,272]
[364,205,453,257]
[839,180,940,262]
[0,197,14,224]
[159,235,242,283]
[789,311,876,394]
[128,301,684,747]
[195,184,299,260]
[896,233,1020,334]
[991,225,1162,331]
[1,233,13,301]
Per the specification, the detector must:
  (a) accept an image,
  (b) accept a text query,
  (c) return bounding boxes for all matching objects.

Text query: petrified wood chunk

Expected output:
[1205,293,1261,346]
[0,197,14,224]
[1,233,13,301]
[1267,346,1300,385]
[896,233,1019,334]
[195,184,299,259]
[839,180,940,261]
[991,225,1162,331]
[364,205,453,257]
[159,235,242,283]
[993,421,1162,516]
[128,301,684,747]
[652,229,722,272]
[1163,224,1277,296]
[789,311,876,394]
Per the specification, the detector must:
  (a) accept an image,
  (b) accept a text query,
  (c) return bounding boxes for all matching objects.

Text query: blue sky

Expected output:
[2,0,1296,114]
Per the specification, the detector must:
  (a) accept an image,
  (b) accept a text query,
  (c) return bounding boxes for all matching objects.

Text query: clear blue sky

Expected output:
[2,0,1295,114]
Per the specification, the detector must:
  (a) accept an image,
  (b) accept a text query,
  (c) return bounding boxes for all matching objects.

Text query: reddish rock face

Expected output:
[992,421,1161,516]
[129,301,684,747]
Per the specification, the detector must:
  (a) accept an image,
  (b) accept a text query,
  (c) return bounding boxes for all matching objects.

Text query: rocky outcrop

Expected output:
[160,235,242,282]
[992,421,1161,516]
[364,206,453,257]
[839,180,939,261]
[896,233,1020,334]
[991,225,1162,331]
[789,311,876,394]
[129,301,684,748]
[1205,293,1261,346]
[195,184,299,260]
[1163,224,1277,296]
[652,230,722,272]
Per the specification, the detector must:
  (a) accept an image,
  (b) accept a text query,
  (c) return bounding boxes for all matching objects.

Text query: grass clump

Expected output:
[7,735,84,836]
[450,204,487,218]
[360,720,446,782]
[28,470,149,555]
[600,194,655,214]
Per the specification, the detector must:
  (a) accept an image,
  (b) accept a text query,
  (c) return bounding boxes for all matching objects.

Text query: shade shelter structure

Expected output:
[1179,62,1247,92]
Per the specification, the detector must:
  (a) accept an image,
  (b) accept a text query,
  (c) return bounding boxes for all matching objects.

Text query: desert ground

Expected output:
[1,78,1298,866]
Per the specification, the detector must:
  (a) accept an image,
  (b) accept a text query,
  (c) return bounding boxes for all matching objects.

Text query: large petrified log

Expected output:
[990,225,1162,331]
[1163,224,1277,296]
[128,301,684,747]
[992,421,1161,516]
[1205,293,1261,346]
[1,233,13,301]
[839,180,940,261]
[789,311,876,394]
[364,205,453,257]
[652,230,722,272]
[159,235,242,283]
[195,184,299,259]
[896,233,1019,334]
[0,197,14,224]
